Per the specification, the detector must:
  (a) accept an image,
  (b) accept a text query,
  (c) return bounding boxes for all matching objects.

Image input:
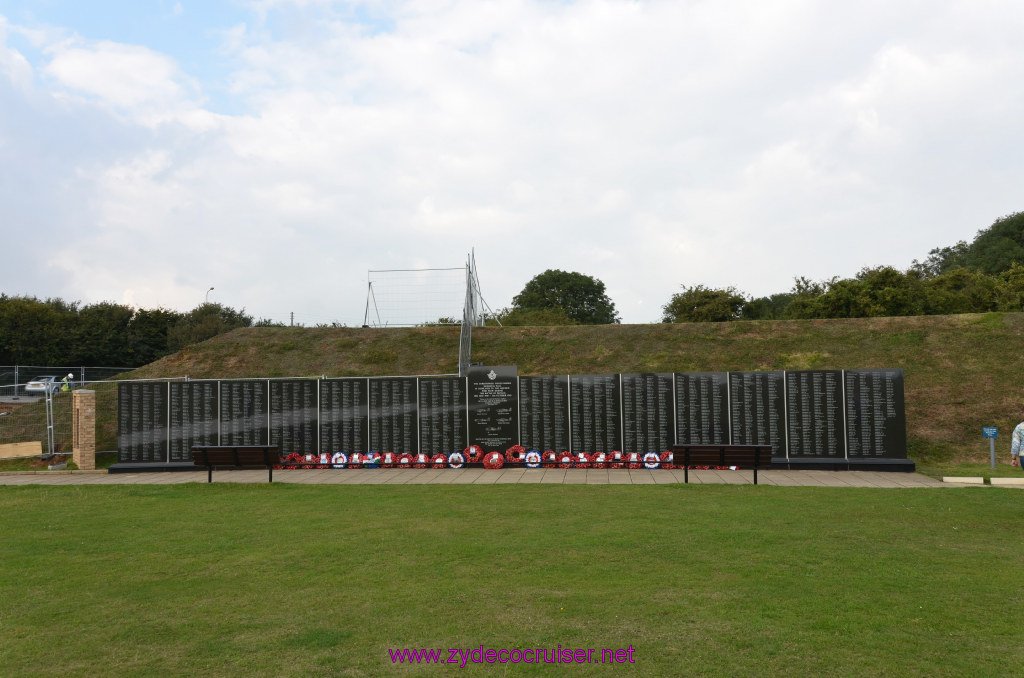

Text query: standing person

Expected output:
[1012,410,1024,469]
[61,373,73,392]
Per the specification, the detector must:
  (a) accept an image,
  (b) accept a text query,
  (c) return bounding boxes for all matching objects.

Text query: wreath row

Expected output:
[275,447,708,470]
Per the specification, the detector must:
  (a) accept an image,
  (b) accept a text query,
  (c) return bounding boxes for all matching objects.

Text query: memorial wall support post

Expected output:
[72,389,96,471]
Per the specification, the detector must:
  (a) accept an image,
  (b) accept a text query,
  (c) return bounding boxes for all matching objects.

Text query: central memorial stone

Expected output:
[468,366,519,451]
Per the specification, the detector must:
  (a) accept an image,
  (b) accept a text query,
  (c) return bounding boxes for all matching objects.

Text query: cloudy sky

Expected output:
[2,0,1022,325]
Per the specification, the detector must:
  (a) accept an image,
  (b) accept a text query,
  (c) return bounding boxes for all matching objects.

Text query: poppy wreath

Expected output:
[558,451,573,469]
[465,445,484,464]
[505,444,526,464]
[380,452,395,468]
[364,452,381,468]
[277,452,302,469]
[348,452,363,468]
[413,453,429,469]
[575,451,592,469]
[430,453,447,468]
[591,452,608,469]
[542,451,558,468]
[524,450,542,468]
[397,453,414,468]
[659,450,676,469]
[609,451,625,469]
[643,451,661,469]
[448,451,466,469]
[483,451,505,469]
[331,452,348,469]
[627,452,642,469]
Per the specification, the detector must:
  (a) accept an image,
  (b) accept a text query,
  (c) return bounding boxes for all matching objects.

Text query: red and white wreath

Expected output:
[505,445,526,463]
[464,445,484,464]
[430,453,447,468]
[483,451,505,469]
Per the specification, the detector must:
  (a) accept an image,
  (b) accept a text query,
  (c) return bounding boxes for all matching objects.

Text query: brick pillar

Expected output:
[73,389,96,470]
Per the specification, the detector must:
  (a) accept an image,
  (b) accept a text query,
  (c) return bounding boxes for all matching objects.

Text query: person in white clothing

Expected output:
[1011,413,1024,469]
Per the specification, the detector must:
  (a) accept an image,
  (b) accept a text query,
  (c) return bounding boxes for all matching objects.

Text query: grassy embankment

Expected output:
[3,312,1023,476]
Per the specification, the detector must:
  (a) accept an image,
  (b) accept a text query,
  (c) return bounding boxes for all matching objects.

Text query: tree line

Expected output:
[0,299,277,367]
[662,211,1024,322]
[498,211,1024,325]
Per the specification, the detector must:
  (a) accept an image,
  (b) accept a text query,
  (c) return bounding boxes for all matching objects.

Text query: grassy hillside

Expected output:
[121,312,1024,473]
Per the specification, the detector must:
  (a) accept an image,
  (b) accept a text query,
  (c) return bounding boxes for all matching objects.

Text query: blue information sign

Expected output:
[983,426,998,438]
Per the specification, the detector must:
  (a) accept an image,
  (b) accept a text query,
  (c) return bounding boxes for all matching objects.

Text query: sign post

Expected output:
[983,427,998,469]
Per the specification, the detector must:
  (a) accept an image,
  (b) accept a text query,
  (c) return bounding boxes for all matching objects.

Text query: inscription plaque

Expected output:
[270,379,318,457]
[419,377,467,455]
[845,369,906,458]
[675,372,729,445]
[519,375,570,452]
[368,377,418,453]
[569,374,621,453]
[786,370,844,457]
[621,373,674,454]
[168,380,218,462]
[468,366,519,450]
[220,380,269,446]
[729,371,785,456]
[117,381,169,463]
[320,378,369,455]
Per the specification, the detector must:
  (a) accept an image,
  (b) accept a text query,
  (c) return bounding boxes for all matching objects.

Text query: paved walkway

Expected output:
[0,468,982,487]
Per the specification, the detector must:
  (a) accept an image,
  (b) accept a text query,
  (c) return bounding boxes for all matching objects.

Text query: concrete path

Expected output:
[0,468,980,487]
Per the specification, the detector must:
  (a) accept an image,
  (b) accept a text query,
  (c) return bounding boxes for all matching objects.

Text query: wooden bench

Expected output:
[672,444,773,485]
[191,446,280,483]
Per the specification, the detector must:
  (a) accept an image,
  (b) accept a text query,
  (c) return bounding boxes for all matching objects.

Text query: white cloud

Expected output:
[40,38,219,130]
[2,1,1024,326]
[44,40,188,106]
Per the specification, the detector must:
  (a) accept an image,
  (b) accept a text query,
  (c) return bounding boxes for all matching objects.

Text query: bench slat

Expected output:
[671,444,773,484]
[191,446,280,483]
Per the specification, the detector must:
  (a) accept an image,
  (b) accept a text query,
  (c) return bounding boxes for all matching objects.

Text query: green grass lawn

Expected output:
[2,484,1022,677]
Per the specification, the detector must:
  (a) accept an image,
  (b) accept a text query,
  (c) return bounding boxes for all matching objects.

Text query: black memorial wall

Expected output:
[118,368,907,464]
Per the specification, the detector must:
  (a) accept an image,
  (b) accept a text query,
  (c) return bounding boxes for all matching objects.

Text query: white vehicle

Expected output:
[25,376,60,395]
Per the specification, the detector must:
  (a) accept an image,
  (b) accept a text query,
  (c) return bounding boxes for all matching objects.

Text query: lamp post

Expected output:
[205,287,214,304]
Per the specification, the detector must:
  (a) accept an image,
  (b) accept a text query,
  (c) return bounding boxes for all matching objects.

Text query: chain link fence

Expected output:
[0,371,140,465]
[0,390,74,461]
[0,365,134,397]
